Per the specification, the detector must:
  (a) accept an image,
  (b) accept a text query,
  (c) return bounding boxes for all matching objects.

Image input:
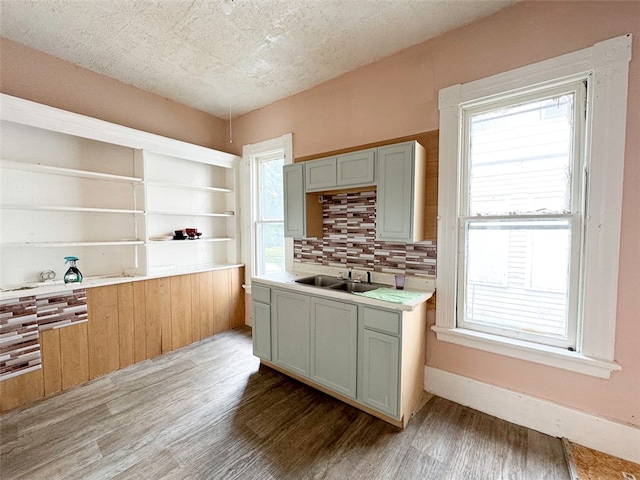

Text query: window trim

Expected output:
[434,35,631,378]
[240,133,293,286]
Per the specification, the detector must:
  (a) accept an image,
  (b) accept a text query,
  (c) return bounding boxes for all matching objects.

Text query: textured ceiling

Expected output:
[0,0,517,119]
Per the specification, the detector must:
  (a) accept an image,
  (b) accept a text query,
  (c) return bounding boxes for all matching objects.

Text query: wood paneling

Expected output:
[87,285,120,379]
[132,281,147,363]
[170,275,192,350]
[59,322,89,389]
[230,266,246,328]
[213,269,231,334]
[40,328,62,396]
[144,278,164,359]
[190,273,202,342]
[0,369,44,412]
[117,283,135,369]
[198,271,215,339]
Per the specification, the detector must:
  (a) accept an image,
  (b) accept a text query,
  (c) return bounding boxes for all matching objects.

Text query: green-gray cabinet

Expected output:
[251,284,272,361]
[271,289,310,377]
[251,279,427,428]
[304,148,376,192]
[376,141,426,242]
[309,297,358,399]
[283,163,306,237]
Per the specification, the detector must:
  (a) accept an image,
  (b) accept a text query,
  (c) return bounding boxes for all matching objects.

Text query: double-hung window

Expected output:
[254,152,285,275]
[460,83,585,350]
[435,35,631,378]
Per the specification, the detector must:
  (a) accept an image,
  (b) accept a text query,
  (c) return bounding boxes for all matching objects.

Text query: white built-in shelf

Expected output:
[1,204,144,214]
[148,237,233,243]
[146,180,232,194]
[146,211,234,217]
[1,240,144,247]
[0,159,143,184]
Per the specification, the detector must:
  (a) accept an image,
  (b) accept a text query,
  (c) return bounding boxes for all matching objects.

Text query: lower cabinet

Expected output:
[361,329,399,417]
[251,280,427,428]
[309,297,357,399]
[271,289,310,377]
[252,302,271,360]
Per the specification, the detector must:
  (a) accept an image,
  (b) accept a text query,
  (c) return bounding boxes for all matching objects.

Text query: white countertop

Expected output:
[252,268,434,312]
[0,263,244,301]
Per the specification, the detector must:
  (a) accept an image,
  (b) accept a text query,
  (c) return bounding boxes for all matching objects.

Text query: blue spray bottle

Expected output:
[63,256,83,284]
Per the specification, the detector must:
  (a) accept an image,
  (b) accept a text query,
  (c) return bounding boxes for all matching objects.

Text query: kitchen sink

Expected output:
[294,275,344,287]
[328,282,384,293]
[294,274,388,294]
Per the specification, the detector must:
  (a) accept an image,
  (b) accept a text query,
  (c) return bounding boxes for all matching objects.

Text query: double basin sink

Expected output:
[294,275,387,294]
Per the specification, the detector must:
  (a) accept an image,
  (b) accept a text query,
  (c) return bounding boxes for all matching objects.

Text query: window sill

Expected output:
[431,326,621,379]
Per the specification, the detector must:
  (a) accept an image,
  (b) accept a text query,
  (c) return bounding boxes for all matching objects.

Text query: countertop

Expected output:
[252,269,434,312]
[0,263,244,301]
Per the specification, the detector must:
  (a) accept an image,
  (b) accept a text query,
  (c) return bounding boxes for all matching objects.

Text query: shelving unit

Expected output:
[0,93,241,285]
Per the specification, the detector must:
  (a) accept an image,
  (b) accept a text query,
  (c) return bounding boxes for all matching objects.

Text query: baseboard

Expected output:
[424,366,640,464]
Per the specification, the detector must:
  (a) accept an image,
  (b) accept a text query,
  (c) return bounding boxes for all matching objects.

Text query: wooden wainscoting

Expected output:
[0,266,245,413]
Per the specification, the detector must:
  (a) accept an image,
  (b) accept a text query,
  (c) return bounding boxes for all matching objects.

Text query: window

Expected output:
[435,35,631,378]
[241,133,293,282]
[254,152,285,275]
[459,84,585,349]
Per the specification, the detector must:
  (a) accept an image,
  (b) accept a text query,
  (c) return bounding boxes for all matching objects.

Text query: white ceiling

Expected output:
[0,0,517,119]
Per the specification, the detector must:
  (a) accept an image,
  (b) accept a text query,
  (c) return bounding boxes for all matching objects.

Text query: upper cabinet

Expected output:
[283,163,306,237]
[305,148,376,192]
[287,141,425,242]
[376,141,426,242]
[0,94,240,285]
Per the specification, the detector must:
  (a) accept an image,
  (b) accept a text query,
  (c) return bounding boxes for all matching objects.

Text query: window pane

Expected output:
[259,157,284,221]
[464,219,571,340]
[468,94,574,216]
[257,222,285,274]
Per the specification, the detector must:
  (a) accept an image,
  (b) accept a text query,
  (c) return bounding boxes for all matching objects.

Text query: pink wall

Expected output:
[0,38,228,151]
[231,1,640,427]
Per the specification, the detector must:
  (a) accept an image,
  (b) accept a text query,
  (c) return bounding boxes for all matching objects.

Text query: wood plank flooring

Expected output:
[0,327,569,480]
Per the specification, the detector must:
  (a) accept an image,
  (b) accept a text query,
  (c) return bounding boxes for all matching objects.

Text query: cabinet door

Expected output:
[376,142,415,241]
[272,290,310,376]
[283,163,306,237]
[361,329,400,417]
[252,302,271,360]
[309,297,357,398]
[336,149,375,187]
[305,157,336,192]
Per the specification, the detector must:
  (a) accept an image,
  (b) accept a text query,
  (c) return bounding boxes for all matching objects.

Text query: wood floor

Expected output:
[0,327,569,480]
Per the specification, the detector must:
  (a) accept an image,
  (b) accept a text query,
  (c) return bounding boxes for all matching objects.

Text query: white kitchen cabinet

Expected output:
[283,163,306,237]
[271,289,310,377]
[0,93,240,286]
[376,141,426,242]
[309,297,358,399]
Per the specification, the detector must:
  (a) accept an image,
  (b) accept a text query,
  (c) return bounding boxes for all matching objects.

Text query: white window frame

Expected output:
[240,133,293,287]
[434,34,631,378]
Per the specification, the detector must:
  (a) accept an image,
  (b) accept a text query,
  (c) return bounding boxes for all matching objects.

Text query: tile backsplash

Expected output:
[293,190,436,276]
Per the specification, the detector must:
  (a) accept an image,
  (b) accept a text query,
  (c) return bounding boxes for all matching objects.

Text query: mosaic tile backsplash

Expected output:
[0,289,87,380]
[294,190,436,276]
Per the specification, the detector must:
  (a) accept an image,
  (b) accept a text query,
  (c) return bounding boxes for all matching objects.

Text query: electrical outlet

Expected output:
[622,472,637,480]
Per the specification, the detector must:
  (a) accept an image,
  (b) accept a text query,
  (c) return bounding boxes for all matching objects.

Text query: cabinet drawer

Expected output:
[362,307,400,335]
[252,284,271,304]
